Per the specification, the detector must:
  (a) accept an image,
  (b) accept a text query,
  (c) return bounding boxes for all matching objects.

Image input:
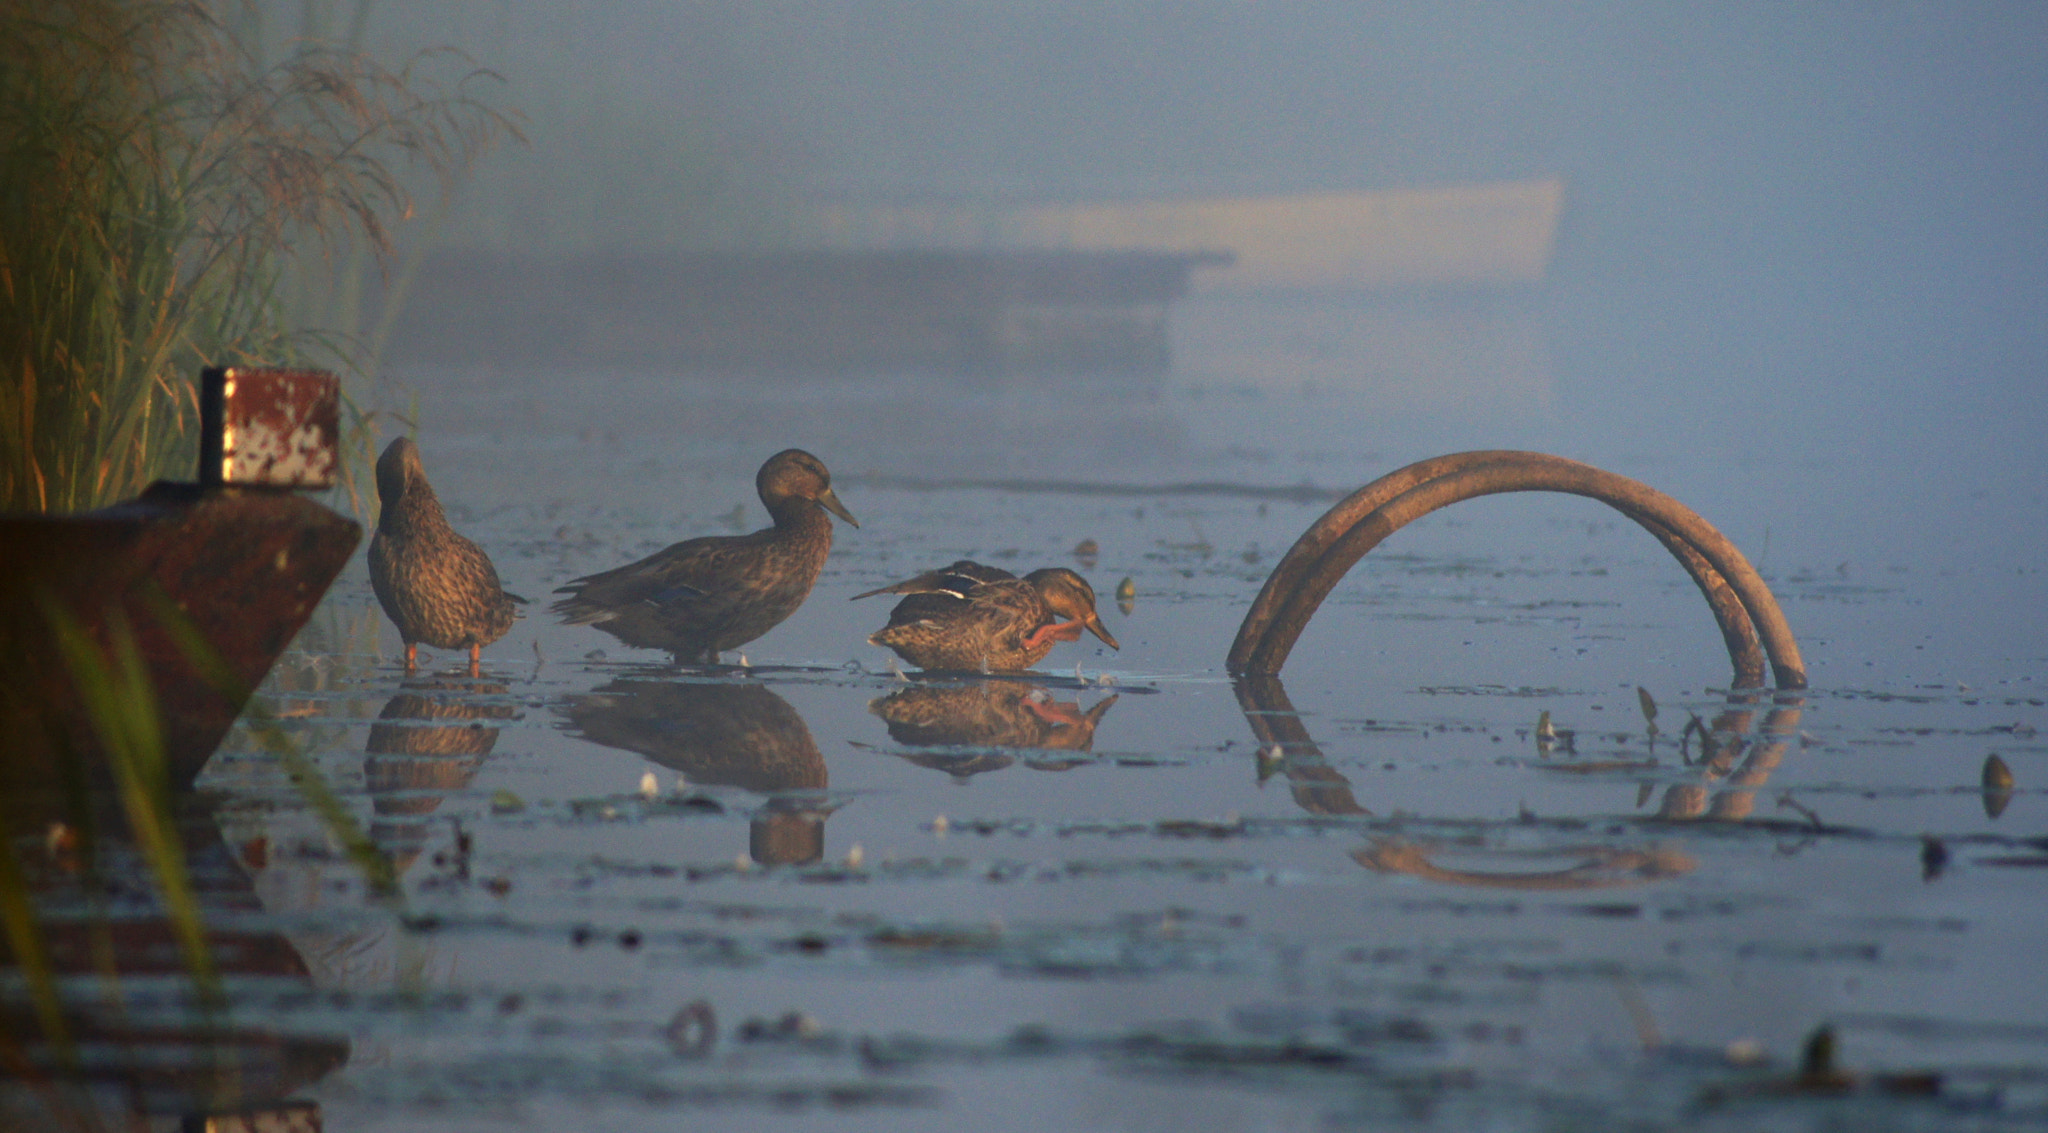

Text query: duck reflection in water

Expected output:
[559,678,833,865]
[364,676,519,874]
[869,679,1117,780]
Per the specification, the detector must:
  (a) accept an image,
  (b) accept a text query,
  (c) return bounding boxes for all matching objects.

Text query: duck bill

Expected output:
[1083,612,1120,650]
[818,487,859,528]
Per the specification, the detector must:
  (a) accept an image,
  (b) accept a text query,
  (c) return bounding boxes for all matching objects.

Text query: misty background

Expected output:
[338,2,2046,476]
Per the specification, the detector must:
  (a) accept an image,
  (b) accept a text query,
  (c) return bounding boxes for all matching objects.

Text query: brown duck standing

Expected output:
[855,560,1119,672]
[551,449,857,664]
[368,437,522,677]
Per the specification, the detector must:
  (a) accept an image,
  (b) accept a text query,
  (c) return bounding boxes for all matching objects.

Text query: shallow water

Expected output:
[36,298,2048,1130]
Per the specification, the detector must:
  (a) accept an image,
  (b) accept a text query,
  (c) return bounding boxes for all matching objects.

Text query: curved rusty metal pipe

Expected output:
[1229,451,1803,689]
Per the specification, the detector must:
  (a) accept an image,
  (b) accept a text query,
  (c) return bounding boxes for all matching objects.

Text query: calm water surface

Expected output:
[178,318,2048,1130]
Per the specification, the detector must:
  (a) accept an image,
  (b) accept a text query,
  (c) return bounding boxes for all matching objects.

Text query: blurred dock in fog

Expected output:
[820,176,1563,291]
[381,178,1561,384]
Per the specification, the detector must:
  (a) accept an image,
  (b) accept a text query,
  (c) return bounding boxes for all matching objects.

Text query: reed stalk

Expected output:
[0,0,518,513]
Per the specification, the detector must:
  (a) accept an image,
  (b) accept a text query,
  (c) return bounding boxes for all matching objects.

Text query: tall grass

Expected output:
[0,588,402,1127]
[0,0,517,513]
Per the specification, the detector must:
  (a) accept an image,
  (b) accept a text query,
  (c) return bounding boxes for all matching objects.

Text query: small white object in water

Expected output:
[739,653,751,668]
[932,814,949,837]
[734,854,751,872]
[846,843,865,869]
[1724,1037,1767,1066]
[639,771,659,798]
[673,774,689,793]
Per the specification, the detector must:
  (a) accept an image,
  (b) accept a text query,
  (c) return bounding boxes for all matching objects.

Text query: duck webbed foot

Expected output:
[1021,619,1088,653]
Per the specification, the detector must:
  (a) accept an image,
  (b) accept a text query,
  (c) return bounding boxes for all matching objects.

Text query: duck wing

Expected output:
[551,531,768,625]
[852,559,1016,601]
[877,575,1036,632]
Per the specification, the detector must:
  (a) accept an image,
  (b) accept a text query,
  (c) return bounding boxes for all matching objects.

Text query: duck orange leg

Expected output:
[468,642,483,678]
[404,642,419,673]
[1021,619,1087,653]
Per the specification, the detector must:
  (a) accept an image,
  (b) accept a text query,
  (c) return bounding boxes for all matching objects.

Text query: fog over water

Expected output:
[382,1,2048,430]
[106,6,2048,1130]
[356,1,2048,665]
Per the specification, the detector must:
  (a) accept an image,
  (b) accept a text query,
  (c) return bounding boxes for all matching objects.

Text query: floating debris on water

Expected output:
[1984,754,2016,819]
[489,789,526,815]
[1073,538,1099,567]
[639,771,659,798]
[664,1000,718,1058]
[1921,836,1949,881]
[1637,686,1659,734]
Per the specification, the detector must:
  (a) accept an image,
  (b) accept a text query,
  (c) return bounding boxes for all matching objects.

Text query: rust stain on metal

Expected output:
[201,367,341,489]
[0,485,360,795]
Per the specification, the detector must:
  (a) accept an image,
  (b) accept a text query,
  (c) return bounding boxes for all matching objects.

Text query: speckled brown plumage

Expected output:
[857,561,1119,672]
[368,438,521,674]
[560,678,825,794]
[871,680,1118,751]
[551,449,857,664]
[559,677,834,865]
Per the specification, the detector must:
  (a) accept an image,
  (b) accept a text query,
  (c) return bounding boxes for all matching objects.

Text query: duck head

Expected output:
[375,436,423,508]
[1025,568,1119,650]
[758,448,858,527]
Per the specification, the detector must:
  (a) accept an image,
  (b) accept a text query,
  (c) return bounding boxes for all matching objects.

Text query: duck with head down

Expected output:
[855,560,1119,672]
[551,449,857,664]
[368,437,523,676]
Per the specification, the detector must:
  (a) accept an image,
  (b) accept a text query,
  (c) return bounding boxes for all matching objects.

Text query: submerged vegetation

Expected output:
[0,0,517,513]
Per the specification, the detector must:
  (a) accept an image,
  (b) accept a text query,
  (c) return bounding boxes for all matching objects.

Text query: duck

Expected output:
[871,680,1118,753]
[551,449,856,664]
[368,437,523,677]
[854,559,1119,672]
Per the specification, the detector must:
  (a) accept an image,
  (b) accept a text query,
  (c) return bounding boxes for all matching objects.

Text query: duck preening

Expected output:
[368,437,523,677]
[551,449,857,664]
[855,559,1119,672]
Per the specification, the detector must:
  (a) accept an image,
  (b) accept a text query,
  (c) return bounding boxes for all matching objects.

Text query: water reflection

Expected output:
[1235,675,1815,890]
[365,676,519,873]
[1352,841,1696,890]
[1650,692,1805,822]
[558,678,833,864]
[1233,676,1368,816]
[0,793,347,1129]
[869,679,1116,780]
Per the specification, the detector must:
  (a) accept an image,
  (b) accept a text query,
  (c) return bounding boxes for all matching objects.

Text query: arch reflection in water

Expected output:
[869,678,1117,780]
[1235,675,1811,891]
[364,676,519,874]
[558,678,832,865]
[1650,691,1806,822]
